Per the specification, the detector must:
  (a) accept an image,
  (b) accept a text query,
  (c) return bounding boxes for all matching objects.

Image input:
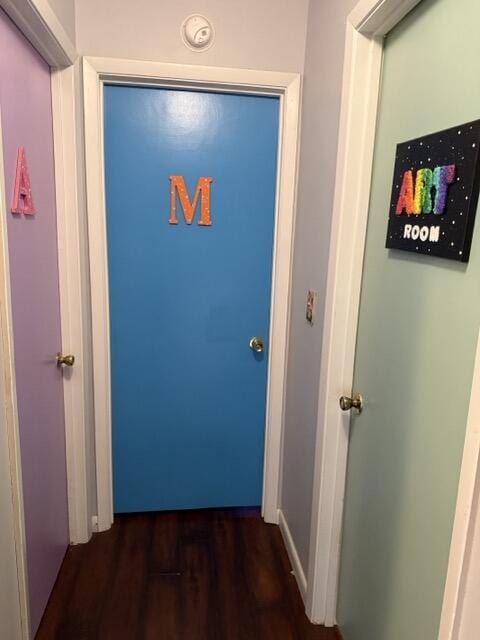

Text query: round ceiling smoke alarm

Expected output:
[181,15,214,52]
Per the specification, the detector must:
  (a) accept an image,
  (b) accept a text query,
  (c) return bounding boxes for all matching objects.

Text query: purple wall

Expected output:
[0,9,68,635]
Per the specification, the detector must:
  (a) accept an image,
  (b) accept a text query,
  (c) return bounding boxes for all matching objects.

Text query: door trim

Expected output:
[82,56,302,531]
[306,0,423,625]
[51,63,93,544]
[0,0,76,67]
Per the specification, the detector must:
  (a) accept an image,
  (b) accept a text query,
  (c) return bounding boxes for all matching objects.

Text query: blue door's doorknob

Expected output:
[249,337,264,353]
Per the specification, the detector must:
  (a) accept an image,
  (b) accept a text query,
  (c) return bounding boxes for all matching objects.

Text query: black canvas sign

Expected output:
[385,120,480,262]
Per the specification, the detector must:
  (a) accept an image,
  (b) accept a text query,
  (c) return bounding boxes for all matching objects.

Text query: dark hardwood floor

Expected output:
[36,508,339,640]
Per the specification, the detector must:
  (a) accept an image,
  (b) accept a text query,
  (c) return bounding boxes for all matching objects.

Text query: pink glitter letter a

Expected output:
[11,146,35,214]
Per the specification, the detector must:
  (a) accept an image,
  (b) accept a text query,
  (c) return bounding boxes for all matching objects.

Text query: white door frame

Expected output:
[51,63,95,545]
[307,0,480,635]
[305,0,423,625]
[82,56,301,532]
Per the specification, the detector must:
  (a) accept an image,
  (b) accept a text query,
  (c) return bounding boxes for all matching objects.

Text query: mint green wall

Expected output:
[337,0,480,638]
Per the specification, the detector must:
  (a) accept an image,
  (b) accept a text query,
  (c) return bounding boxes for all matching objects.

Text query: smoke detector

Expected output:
[181,15,214,52]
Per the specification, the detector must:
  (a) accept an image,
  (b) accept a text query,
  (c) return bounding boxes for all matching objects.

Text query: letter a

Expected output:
[11,146,35,214]
[395,170,414,215]
[169,175,213,226]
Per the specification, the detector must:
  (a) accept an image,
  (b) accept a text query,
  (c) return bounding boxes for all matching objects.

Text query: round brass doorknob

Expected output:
[56,353,75,367]
[339,393,363,413]
[249,337,264,353]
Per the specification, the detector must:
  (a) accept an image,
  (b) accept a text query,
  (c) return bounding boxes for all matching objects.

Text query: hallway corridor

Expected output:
[36,509,338,639]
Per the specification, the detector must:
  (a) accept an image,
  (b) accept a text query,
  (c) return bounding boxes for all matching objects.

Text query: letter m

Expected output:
[169,175,213,226]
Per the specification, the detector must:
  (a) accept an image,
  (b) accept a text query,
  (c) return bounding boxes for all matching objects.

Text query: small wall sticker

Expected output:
[169,175,213,226]
[385,120,480,262]
[11,146,35,215]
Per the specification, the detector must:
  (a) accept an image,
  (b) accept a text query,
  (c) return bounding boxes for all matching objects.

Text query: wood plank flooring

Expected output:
[36,508,339,640]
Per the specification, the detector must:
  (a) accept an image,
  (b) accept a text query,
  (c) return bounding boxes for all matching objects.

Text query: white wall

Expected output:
[48,0,75,43]
[280,0,358,574]
[75,0,308,72]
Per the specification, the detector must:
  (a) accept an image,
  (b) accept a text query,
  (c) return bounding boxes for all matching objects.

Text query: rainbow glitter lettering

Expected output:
[396,164,455,216]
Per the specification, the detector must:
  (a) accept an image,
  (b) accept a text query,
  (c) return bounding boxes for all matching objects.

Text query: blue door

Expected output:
[104,86,279,512]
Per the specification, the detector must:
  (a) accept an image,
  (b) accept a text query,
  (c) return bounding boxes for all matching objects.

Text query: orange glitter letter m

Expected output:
[169,175,213,226]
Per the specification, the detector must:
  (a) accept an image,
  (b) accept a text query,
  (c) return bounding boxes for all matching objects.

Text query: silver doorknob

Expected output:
[339,393,363,413]
[56,353,75,367]
[249,336,264,353]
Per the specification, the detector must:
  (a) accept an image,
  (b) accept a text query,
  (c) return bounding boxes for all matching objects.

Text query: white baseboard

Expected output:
[278,509,308,602]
